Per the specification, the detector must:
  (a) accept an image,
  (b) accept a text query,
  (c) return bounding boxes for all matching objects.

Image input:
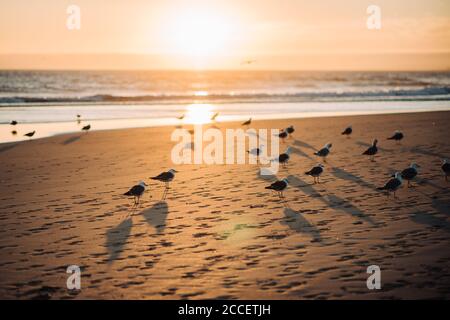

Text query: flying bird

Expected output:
[265,178,289,198]
[177,114,185,120]
[378,172,403,198]
[10,120,18,125]
[362,139,378,161]
[399,163,420,188]
[341,125,352,137]
[387,130,404,143]
[286,125,295,137]
[314,143,332,162]
[305,164,324,184]
[242,118,252,126]
[82,124,91,132]
[442,159,450,181]
[211,112,219,121]
[24,131,35,139]
[123,181,148,206]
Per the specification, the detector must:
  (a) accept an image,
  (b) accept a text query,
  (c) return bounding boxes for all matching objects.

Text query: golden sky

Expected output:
[0,0,449,70]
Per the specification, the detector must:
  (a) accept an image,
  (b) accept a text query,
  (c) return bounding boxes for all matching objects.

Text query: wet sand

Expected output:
[0,111,449,299]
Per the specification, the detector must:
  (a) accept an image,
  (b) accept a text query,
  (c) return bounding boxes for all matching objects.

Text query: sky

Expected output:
[0,0,449,70]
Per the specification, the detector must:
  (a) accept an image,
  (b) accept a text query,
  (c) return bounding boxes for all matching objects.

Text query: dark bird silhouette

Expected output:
[24,131,35,139]
[442,159,450,181]
[362,139,378,161]
[305,164,324,184]
[150,169,178,188]
[378,172,403,198]
[265,178,288,198]
[11,130,17,135]
[124,181,148,206]
[399,163,420,188]
[341,125,352,137]
[278,130,288,142]
[314,143,332,162]
[242,118,252,126]
[82,124,91,132]
[277,147,292,167]
[286,125,295,137]
[211,112,219,121]
[247,145,264,156]
[76,114,81,118]
[10,120,18,125]
[387,130,404,143]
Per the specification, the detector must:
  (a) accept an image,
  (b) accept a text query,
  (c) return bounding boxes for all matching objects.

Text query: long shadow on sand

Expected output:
[140,201,169,234]
[106,218,132,264]
[330,166,379,191]
[288,175,376,225]
[0,143,18,154]
[290,146,313,160]
[293,139,316,151]
[409,145,448,159]
[281,208,322,242]
[62,135,83,145]
[410,211,450,232]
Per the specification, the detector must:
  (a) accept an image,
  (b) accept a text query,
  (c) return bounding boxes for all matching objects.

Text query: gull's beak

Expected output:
[174,170,179,173]
[143,182,148,186]
[416,164,421,168]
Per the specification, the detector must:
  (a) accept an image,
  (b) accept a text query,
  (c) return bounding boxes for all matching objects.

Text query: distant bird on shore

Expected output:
[362,139,378,161]
[278,130,288,142]
[387,130,404,143]
[247,145,264,156]
[10,120,18,125]
[442,159,450,181]
[378,172,403,198]
[265,178,288,198]
[341,125,352,137]
[24,131,35,139]
[399,163,420,188]
[305,164,324,184]
[241,59,256,65]
[76,114,81,119]
[242,118,252,126]
[277,147,292,167]
[286,125,295,137]
[82,124,91,132]
[314,143,332,162]
[211,112,219,121]
[177,114,185,120]
[151,169,178,188]
[124,181,148,206]
[11,130,17,135]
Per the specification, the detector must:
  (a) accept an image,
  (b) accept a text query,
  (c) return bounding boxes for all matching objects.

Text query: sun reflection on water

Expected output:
[184,103,214,124]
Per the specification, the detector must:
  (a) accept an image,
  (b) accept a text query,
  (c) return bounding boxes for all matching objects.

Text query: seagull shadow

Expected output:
[290,146,313,159]
[293,139,316,151]
[409,146,447,159]
[105,218,132,264]
[62,134,82,145]
[288,175,375,225]
[330,166,379,191]
[139,201,169,234]
[432,198,450,216]
[410,211,450,232]
[0,143,18,154]
[281,208,322,242]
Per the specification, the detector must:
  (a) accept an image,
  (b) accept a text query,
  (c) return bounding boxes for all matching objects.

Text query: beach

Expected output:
[0,110,449,299]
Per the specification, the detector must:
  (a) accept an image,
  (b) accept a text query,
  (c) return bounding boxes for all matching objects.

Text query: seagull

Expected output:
[341,125,352,137]
[123,181,148,206]
[150,169,178,188]
[286,125,295,137]
[278,130,288,142]
[242,118,252,126]
[177,114,185,120]
[241,59,256,65]
[76,114,81,119]
[211,112,219,121]
[10,120,18,125]
[247,145,264,156]
[24,131,35,139]
[387,130,404,143]
[305,164,324,184]
[265,178,288,198]
[314,143,332,162]
[442,159,450,181]
[399,163,420,188]
[277,147,292,167]
[362,139,378,161]
[11,130,17,135]
[82,124,91,132]
[377,172,403,198]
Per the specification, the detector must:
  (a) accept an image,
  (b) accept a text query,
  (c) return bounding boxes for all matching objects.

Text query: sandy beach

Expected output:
[0,111,449,300]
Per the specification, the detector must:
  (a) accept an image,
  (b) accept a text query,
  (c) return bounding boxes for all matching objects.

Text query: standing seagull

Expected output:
[341,125,352,137]
[314,143,332,162]
[305,164,324,184]
[286,125,295,137]
[151,169,178,199]
[82,124,91,133]
[362,139,378,161]
[10,120,18,125]
[277,147,292,167]
[24,131,35,139]
[400,163,420,188]
[378,172,403,198]
[278,130,288,143]
[123,181,148,206]
[442,159,450,181]
[265,178,289,198]
[387,130,404,143]
[242,118,252,126]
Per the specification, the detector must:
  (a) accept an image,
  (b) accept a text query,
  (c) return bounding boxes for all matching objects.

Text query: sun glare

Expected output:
[185,104,214,124]
[169,11,232,56]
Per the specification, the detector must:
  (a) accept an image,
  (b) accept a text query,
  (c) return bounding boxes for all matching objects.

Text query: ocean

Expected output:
[1,70,449,142]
